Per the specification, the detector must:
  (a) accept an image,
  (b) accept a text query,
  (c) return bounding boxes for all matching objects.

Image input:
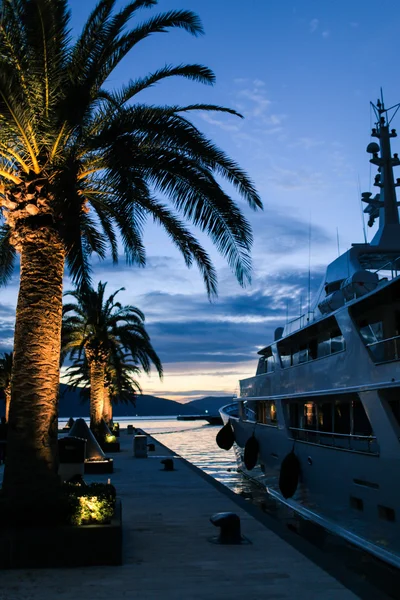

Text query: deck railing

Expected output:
[373,255,400,280]
[366,334,400,363]
[289,427,378,453]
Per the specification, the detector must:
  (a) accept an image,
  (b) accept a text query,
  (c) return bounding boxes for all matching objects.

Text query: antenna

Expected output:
[336,227,340,257]
[307,217,312,320]
[357,176,368,243]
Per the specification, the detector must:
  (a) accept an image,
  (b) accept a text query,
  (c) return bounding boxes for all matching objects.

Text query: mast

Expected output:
[362,95,400,247]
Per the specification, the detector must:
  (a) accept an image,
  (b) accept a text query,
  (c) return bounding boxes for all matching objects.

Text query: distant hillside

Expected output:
[59,384,197,418]
[188,396,234,414]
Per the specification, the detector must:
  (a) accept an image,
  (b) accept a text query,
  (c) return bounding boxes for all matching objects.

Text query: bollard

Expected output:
[134,434,148,458]
[161,458,174,471]
[209,512,250,545]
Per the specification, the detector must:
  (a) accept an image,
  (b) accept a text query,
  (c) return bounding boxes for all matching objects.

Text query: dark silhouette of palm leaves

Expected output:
[0,0,262,296]
[62,280,162,380]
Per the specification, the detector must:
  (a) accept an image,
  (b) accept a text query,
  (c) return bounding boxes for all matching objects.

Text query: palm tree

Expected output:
[65,352,142,425]
[62,281,161,435]
[103,353,142,424]
[0,352,13,422]
[0,0,262,511]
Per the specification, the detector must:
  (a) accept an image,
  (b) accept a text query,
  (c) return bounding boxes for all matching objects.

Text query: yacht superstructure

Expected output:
[219,97,400,567]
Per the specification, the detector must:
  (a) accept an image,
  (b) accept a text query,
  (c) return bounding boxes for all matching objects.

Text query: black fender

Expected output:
[216,422,235,450]
[279,450,300,499]
[244,434,259,470]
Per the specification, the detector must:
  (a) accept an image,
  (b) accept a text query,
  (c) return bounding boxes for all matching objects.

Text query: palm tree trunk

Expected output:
[4,386,11,422]
[89,360,105,433]
[2,228,65,515]
[103,386,112,424]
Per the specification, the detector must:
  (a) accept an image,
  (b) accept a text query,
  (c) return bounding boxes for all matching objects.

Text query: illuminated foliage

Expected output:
[64,482,116,526]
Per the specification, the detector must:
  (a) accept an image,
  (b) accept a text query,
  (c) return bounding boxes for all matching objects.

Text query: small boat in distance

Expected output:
[220,96,400,568]
[178,414,223,425]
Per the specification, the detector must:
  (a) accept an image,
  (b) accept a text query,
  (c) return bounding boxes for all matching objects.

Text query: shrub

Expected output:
[62,482,117,526]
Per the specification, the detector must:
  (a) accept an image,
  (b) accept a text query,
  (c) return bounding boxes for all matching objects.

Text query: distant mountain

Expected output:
[188,396,234,414]
[59,383,197,418]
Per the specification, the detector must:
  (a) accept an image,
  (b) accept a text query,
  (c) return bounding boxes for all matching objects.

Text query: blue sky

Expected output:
[1,0,400,401]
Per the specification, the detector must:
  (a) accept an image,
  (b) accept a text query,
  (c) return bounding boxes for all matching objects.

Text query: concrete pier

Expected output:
[0,432,391,599]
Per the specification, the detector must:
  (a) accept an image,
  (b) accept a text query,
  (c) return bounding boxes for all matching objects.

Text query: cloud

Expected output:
[310,19,319,33]
[289,137,324,150]
[199,112,241,132]
[267,165,325,191]
[134,264,325,368]
[322,31,330,38]
[252,209,331,258]
[237,88,271,117]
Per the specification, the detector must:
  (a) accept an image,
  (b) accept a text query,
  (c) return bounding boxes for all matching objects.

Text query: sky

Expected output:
[1,0,400,402]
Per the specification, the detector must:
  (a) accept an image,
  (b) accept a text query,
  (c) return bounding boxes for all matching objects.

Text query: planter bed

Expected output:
[100,441,120,453]
[84,457,113,474]
[0,499,122,568]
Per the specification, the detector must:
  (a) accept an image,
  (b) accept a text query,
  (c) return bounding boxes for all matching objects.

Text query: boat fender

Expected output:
[279,450,300,499]
[244,434,259,471]
[216,422,235,451]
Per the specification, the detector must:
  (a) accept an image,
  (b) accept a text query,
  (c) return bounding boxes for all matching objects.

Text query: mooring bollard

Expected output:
[161,458,174,471]
[210,512,248,544]
[133,434,148,458]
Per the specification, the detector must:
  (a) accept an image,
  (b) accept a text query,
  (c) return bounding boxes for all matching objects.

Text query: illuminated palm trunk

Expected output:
[2,228,65,504]
[89,360,105,433]
[4,386,11,422]
[103,385,112,424]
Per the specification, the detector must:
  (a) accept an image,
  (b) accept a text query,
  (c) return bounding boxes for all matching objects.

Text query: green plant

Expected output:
[62,482,117,526]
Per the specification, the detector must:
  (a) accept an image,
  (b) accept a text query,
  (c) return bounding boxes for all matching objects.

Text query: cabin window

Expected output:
[257,401,278,426]
[317,333,330,357]
[331,332,345,353]
[350,279,400,364]
[303,402,317,429]
[334,399,350,434]
[266,355,275,373]
[243,401,257,422]
[280,348,291,368]
[277,317,345,368]
[319,402,334,432]
[256,357,267,375]
[378,388,400,428]
[299,345,308,363]
[285,393,376,453]
[256,350,275,375]
[353,399,372,436]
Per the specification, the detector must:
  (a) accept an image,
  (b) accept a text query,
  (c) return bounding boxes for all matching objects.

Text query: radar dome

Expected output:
[366,142,380,154]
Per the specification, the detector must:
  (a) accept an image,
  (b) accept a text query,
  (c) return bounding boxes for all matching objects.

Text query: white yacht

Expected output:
[219,97,400,568]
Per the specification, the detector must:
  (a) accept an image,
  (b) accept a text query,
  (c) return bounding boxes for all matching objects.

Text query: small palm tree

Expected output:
[0,0,261,509]
[0,352,13,422]
[62,281,162,435]
[65,351,142,425]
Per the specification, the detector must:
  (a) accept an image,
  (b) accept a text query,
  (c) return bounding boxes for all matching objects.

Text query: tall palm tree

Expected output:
[0,352,13,422]
[65,352,142,425]
[62,281,161,435]
[0,0,262,511]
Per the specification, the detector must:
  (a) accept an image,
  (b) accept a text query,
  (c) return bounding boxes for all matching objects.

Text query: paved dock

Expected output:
[0,431,390,599]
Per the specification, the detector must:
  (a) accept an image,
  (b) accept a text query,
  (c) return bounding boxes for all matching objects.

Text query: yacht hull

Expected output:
[220,405,400,569]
